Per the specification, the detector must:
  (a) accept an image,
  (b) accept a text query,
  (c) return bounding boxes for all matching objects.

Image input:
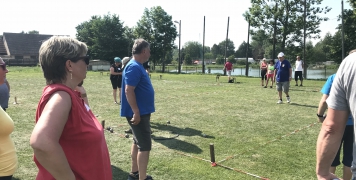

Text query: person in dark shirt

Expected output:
[110,57,123,104]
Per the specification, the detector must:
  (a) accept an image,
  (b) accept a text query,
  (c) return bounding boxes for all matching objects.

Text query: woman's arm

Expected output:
[30,91,76,180]
[110,67,120,75]
[317,94,328,122]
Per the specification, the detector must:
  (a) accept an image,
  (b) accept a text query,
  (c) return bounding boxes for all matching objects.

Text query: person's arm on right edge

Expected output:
[125,85,141,125]
[316,108,348,180]
[30,91,75,180]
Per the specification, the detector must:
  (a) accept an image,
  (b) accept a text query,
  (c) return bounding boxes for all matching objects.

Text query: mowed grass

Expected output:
[6,66,328,179]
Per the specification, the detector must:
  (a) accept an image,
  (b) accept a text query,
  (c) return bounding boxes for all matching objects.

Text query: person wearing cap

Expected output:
[274,52,292,104]
[110,57,123,104]
[260,58,268,87]
[294,56,304,86]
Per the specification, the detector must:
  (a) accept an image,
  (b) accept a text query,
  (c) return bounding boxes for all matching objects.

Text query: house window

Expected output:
[30,56,37,59]
[15,56,23,59]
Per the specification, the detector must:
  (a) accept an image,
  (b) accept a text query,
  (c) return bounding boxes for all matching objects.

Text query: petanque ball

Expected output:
[125,134,129,138]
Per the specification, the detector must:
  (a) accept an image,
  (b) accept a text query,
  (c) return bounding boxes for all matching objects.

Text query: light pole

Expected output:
[174,20,181,74]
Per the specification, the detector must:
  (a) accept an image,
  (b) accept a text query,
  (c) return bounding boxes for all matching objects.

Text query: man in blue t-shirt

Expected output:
[121,39,155,180]
[274,52,292,104]
[317,74,354,180]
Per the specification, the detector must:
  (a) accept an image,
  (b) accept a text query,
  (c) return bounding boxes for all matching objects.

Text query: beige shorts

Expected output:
[227,70,232,77]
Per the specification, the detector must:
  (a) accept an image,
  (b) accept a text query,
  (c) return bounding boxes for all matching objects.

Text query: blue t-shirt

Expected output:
[120,59,155,117]
[274,60,291,82]
[321,74,353,125]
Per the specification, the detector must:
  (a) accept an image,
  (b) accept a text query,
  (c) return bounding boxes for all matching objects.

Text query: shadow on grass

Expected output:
[151,122,213,153]
[153,138,203,153]
[290,103,318,108]
[112,165,129,180]
[151,122,214,138]
[12,177,21,180]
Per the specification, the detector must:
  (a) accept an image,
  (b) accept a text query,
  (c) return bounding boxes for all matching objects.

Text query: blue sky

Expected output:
[1,0,350,49]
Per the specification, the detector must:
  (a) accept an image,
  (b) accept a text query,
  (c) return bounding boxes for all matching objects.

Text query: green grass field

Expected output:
[6,67,330,179]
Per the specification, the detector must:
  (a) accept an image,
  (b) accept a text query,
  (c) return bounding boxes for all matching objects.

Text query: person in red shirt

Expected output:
[30,36,112,180]
[223,60,234,83]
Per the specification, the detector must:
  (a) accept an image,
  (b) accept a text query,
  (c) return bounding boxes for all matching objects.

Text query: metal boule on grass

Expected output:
[202,133,206,137]
[167,121,170,124]
[125,134,129,138]
[110,129,114,133]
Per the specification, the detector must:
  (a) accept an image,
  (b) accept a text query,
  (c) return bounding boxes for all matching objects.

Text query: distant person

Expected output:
[30,36,112,180]
[260,58,268,87]
[0,57,17,180]
[110,57,123,104]
[317,73,353,180]
[265,60,275,88]
[121,39,155,180]
[274,52,292,104]
[223,60,233,83]
[294,56,304,86]
[0,78,10,111]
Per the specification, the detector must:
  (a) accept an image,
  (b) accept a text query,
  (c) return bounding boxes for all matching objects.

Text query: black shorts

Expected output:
[331,125,354,167]
[294,71,303,81]
[261,70,267,80]
[126,114,152,151]
[110,78,122,89]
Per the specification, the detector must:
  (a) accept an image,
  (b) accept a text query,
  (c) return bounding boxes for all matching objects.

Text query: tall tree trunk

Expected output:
[281,0,289,52]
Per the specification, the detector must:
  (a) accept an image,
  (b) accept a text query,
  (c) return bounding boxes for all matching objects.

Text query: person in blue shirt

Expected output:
[274,52,292,104]
[317,74,353,180]
[121,39,154,180]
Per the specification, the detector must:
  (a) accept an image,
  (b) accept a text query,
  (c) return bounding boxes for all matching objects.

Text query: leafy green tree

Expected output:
[28,30,39,34]
[235,41,252,58]
[183,41,202,60]
[204,52,214,60]
[211,44,221,58]
[76,13,128,62]
[123,26,137,57]
[134,6,177,72]
[247,0,330,53]
[218,39,235,57]
[228,55,236,64]
[216,55,225,64]
[184,54,192,65]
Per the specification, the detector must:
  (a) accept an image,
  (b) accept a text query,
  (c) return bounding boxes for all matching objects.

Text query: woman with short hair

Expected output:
[30,36,112,180]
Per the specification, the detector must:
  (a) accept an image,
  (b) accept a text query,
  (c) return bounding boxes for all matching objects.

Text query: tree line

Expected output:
[73,1,356,72]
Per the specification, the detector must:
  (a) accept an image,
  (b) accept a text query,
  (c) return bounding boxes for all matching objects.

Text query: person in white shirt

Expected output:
[294,56,304,86]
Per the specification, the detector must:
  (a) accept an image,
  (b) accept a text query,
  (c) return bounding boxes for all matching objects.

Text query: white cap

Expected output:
[262,58,266,61]
[277,52,284,57]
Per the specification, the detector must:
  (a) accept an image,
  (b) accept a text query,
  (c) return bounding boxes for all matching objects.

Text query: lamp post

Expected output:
[174,20,181,74]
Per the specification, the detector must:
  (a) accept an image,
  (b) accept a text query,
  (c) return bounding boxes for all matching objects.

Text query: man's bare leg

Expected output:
[138,151,150,180]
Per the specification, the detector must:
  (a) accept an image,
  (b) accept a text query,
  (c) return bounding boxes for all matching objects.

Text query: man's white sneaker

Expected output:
[287,97,291,103]
[277,100,283,104]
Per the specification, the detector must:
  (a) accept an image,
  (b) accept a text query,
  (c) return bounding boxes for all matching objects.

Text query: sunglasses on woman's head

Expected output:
[0,63,6,70]
[70,56,90,65]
